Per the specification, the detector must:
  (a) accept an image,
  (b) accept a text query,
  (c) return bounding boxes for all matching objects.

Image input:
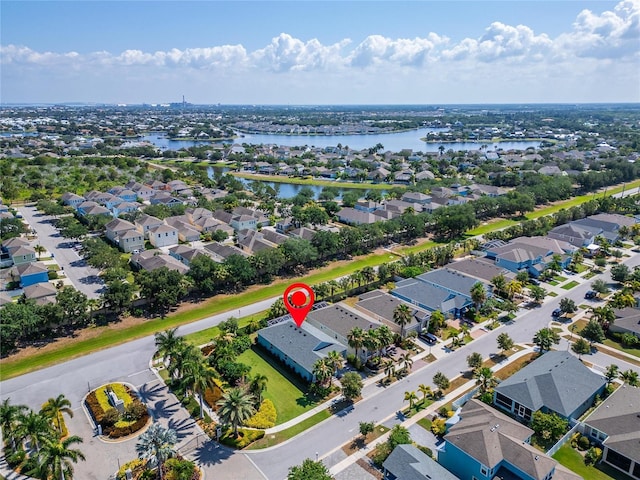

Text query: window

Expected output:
[606,449,631,472]
[495,393,512,410]
[480,466,488,476]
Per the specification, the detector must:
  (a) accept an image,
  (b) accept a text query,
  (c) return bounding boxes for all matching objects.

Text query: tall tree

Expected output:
[0,399,28,450]
[475,367,498,394]
[216,388,255,437]
[41,394,73,435]
[393,304,413,339]
[341,372,363,401]
[347,327,366,360]
[581,319,606,346]
[287,458,332,480]
[470,282,487,310]
[249,374,269,405]
[135,423,177,480]
[533,328,560,353]
[418,384,432,404]
[433,372,450,391]
[466,352,483,372]
[28,435,85,480]
[404,390,418,409]
[496,332,514,355]
[620,369,639,386]
[16,411,53,453]
[181,357,218,419]
[605,364,619,384]
[312,358,332,386]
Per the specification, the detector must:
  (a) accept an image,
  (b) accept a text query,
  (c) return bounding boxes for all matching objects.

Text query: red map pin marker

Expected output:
[283,283,315,327]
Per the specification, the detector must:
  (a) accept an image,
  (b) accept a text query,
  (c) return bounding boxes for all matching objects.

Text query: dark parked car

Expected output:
[552,308,562,318]
[419,332,438,344]
[585,290,597,299]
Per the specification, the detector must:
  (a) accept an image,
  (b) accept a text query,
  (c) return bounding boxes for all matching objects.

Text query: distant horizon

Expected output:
[2,1,638,104]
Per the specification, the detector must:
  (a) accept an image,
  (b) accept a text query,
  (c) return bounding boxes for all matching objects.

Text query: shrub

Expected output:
[371,442,392,468]
[116,458,147,480]
[164,458,199,480]
[585,447,602,465]
[578,435,591,451]
[438,406,450,417]
[203,381,225,410]
[416,445,433,459]
[101,408,120,427]
[219,428,264,449]
[48,271,59,280]
[245,399,277,429]
[570,432,581,448]
[125,400,148,421]
[430,417,447,436]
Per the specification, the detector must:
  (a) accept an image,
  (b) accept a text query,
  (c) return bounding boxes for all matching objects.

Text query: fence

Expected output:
[546,419,583,457]
[452,387,479,410]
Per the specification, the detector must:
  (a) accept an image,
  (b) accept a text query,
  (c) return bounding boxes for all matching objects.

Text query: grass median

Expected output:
[245,409,332,450]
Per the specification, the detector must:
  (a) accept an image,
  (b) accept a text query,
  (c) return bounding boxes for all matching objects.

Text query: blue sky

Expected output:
[2,1,638,104]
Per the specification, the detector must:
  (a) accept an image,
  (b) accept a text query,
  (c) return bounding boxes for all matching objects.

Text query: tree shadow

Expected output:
[189,439,234,467]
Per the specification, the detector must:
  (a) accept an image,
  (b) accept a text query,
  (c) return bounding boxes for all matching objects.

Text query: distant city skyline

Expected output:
[1,1,638,105]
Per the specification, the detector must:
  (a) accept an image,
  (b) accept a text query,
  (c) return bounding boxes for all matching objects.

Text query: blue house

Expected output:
[484,240,571,278]
[493,351,606,423]
[439,399,581,480]
[14,262,49,287]
[257,320,346,383]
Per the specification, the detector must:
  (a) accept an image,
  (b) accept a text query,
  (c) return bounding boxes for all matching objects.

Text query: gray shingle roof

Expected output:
[416,268,489,297]
[584,385,640,463]
[306,303,381,339]
[494,351,605,418]
[446,258,515,283]
[257,320,346,375]
[392,278,470,313]
[383,444,459,480]
[355,290,427,333]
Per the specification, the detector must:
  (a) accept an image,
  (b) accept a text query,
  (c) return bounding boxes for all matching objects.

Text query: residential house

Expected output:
[109,187,138,203]
[484,239,571,278]
[111,201,141,217]
[148,224,179,248]
[237,229,278,254]
[61,192,85,208]
[164,216,201,242]
[609,307,640,339]
[76,201,111,217]
[354,201,383,213]
[306,303,382,358]
[445,258,515,283]
[230,214,257,231]
[289,227,316,241]
[256,320,346,383]
[6,244,37,266]
[105,218,137,244]
[185,207,213,224]
[193,216,233,237]
[276,217,295,234]
[203,242,248,263]
[14,261,49,287]
[23,282,58,305]
[130,183,155,201]
[391,269,491,317]
[547,224,597,248]
[493,351,606,423]
[130,250,189,274]
[337,207,377,225]
[355,290,429,335]
[150,192,183,207]
[439,399,581,480]
[135,214,164,239]
[401,192,432,205]
[383,444,459,480]
[118,229,144,253]
[582,385,640,479]
[168,245,208,266]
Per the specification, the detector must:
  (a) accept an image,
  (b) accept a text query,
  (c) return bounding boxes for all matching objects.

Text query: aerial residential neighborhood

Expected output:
[2,0,640,479]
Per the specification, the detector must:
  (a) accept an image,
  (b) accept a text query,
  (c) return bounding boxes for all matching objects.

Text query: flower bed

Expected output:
[85,383,149,438]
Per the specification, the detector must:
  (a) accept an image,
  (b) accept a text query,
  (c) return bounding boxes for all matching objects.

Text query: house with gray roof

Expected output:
[168,245,209,266]
[355,290,428,335]
[135,214,164,238]
[493,351,606,423]
[203,242,248,262]
[148,224,179,248]
[23,282,57,305]
[445,258,515,283]
[13,261,49,287]
[383,444,459,480]
[257,320,346,382]
[306,303,382,357]
[337,207,377,225]
[582,385,640,479]
[609,307,640,339]
[130,250,189,274]
[439,399,581,480]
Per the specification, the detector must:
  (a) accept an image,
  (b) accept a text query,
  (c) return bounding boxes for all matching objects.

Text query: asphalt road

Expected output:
[17,205,104,299]
[2,242,640,478]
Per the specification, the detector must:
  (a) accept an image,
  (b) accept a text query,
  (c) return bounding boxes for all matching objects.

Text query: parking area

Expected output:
[17,205,104,299]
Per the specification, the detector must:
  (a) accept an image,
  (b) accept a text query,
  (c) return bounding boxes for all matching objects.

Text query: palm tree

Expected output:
[533,328,560,353]
[16,411,54,453]
[313,283,329,301]
[505,280,523,300]
[167,342,199,381]
[589,306,615,327]
[382,358,395,381]
[393,304,412,339]
[249,374,269,404]
[418,384,432,404]
[347,327,366,361]
[363,329,381,359]
[28,435,85,480]
[361,266,376,285]
[475,367,498,394]
[620,369,639,386]
[135,423,177,480]
[376,325,394,354]
[491,274,507,297]
[41,394,73,435]
[34,244,46,259]
[404,390,418,409]
[216,388,256,438]
[312,358,333,386]
[0,399,28,450]
[327,280,339,299]
[398,352,413,373]
[325,350,344,378]
[470,282,487,310]
[605,364,619,384]
[154,328,184,365]
[181,357,218,419]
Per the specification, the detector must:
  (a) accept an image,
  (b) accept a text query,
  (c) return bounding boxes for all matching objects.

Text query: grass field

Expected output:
[561,281,580,290]
[231,172,396,190]
[552,444,632,480]
[245,408,332,449]
[237,347,320,424]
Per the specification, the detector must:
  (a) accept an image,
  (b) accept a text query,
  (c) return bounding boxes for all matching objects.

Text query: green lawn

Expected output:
[467,218,518,236]
[231,172,395,190]
[245,408,332,449]
[603,338,640,359]
[552,444,632,480]
[183,312,264,346]
[561,281,580,290]
[237,347,320,424]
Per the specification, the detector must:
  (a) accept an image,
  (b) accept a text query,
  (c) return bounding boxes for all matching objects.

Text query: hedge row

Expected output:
[219,428,265,449]
[85,385,149,438]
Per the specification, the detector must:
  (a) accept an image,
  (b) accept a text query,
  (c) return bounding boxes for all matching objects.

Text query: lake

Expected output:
[141,129,541,153]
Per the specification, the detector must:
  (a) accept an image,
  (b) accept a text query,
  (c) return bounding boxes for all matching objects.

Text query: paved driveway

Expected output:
[17,205,104,299]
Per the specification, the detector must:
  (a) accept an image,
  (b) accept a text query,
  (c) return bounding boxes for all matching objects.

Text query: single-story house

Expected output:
[383,444,459,480]
[130,250,189,274]
[203,242,248,263]
[445,258,515,283]
[23,282,58,305]
[14,261,49,287]
[493,351,606,423]
[582,385,640,479]
[610,307,640,339]
[337,207,377,225]
[257,320,346,383]
[355,290,429,335]
[168,245,209,266]
[439,399,582,480]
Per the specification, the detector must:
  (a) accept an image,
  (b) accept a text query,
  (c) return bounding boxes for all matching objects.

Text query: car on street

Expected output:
[552,308,562,317]
[585,290,597,299]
